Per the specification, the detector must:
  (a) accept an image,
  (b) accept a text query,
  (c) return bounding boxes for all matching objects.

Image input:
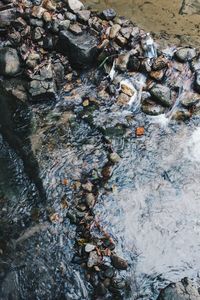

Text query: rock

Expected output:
[194,71,200,93]
[127,55,140,71]
[0,47,21,76]
[77,10,90,22]
[141,99,165,115]
[116,53,130,72]
[82,182,93,192]
[32,26,45,40]
[43,35,54,50]
[65,11,77,21]
[100,8,116,21]
[109,152,121,163]
[150,84,172,107]
[120,26,133,39]
[87,251,101,268]
[0,78,28,102]
[111,255,128,270]
[152,56,168,71]
[26,52,40,69]
[150,69,166,81]
[109,24,121,39]
[29,80,56,101]
[0,8,16,28]
[59,30,98,68]
[180,92,200,107]
[117,92,130,106]
[120,81,135,97]
[111,277,126,289]
[66,0,84,13]
[175,47,196,62]
[157,279,200,300]
[115,34,127,47]
[43,11,52,22]
[32,5,46,19]
[53,62,65,89]
[30,18,44,27]
[95,282,107,296]
[69,23,82,35]
[43,0,56,11]
[85,193,95,208]
[8,31,21,46]
[190,58,200,72]
[171,108,191,121]
[85,243,96,253]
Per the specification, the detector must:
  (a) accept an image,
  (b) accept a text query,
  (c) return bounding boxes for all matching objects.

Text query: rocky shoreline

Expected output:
[1,0,200,299]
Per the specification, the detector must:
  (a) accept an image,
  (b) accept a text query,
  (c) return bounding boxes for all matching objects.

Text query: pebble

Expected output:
[66,0,84,13]
[175,47,196,62]
[100,8,116,21]
[115,34,127,47]
[77,10,91,22]
[0,47,21,76]
[65,11,77,21]
[59,20,70,31]
[95,282,107,296]
[87,251,101,268]
[85,243,96,253]
[116,53,130,71]
[109,24,121,39]
[141,99,165,115]
[69,23,82,35]
[109,152,121,163]
[32,5,46,18]
[150,69,166,81]
[111,255,128,270]
[26,52,40,69]
[43,11,52,22]
[85,193,95,208]
[120,26,132,39]
[82,182,93,192]
[150,84,172,107]
[117,92,130,106]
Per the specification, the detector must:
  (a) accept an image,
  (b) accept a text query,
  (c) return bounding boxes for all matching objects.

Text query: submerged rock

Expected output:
[157,279,200,300]
[59,30,98,68]
[111,255,128,270]
[0,47,21,76]
[142,98,165,115]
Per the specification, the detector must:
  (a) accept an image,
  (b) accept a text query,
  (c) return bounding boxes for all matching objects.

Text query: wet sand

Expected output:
[83,0,200,47]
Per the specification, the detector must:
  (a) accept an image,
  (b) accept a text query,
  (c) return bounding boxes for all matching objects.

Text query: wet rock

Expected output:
[65,11,77,21]
[117,92,130,106]
[109,152,121,163]
[141,98,165,115]
[87,251,101,268]
[59,30,98,68]
[150,84,172,107]
[110,24,121,39]
[43,35,54,50]
[104,267,115,278]
[111,255,128,270]
[82,182,93,192]
[8,31,21,46]
[95,282,107,296]
[152,56,168,71]
[115,34,127,47]
[120,26,133,40]
[85,243,96,253]
[116,53,130,72]
[1,78,28,102]
[157,279,200,300]
[85,193,95,208]
[69,23,82,35]
[175,47,196,62]
[100,8,116,21]
[77,10,90,22]
[0,47,21,76]
[171,108,191,121]
[127,55,140,71]
[32,26,45,40]
[180,92,200,107]
[190,58,200,72]
[53,62,65,89]
[111,277,126,289]
[120,81,135,96]
[30,18,44,27]
[32,5,46,19]
[66,0,84,13]
[26,52,40,69]
[29,80,56,101]
[43,11,51,22]
[150,69,166,81]
[0,8,16,27]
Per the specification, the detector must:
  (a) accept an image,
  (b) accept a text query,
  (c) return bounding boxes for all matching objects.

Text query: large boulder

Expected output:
[59,30,99,68]
[157,279,200,300]
[0,47,21,76]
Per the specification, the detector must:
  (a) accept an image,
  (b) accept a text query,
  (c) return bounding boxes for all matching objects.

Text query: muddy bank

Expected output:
[1,0,200,299]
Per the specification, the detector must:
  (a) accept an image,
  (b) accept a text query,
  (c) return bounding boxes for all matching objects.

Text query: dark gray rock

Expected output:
[175,47,196,62]
[59,30,99,68]
[29,80,56,101]
[141,98,165,115]
[150,84,172,107]
[65,11,77,21]
[0,8,16,28]
[194,71,200,93]
[0,47,21,76]
[100,8,116,21]
[157,279,200,300]
[111,255,128,270]
[127,55,140,71]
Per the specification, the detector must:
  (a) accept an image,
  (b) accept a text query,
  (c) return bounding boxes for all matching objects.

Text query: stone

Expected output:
[85,193,95,208]
[117,92,130,105]
[194,71,200,93]
[32,5,46,19]
[95,283,107,296]
[69,23,82,35]
[115,34,127,47]
[171,108,191,121]
[66,0,84,13]
[0,78,28,102]
[180,0,200,15]
[65,11,77,21]
[152,56,168,71]
[111,255,128,270]
[190,58,200,72]
[0,8,16,28]
[175,47,196,62]
[77,10,90,22]
[59,30,98,68]
[150,69,166,81]
[0,47,21,76]
[157,279,200,300]
[26,52,40,69]
[120,26,133,39]
[109,152,121,163]
[87,251,101,268]
[109,24,121,39]
[150,84,172,107]
[100,8,116,21]
[29,80,56,101]
[43,0,56,11]
[53,62,65,89]
[43,11,52,22]
[115,53,130,72]
[8,31,21,46]
[127,55,140,71]
[85,243,96,253]
[120,81,135,97]
[82,182,93,192]
[180,92,200,107]
[30,18,44,27]
[43,35,54,50]
[32,26,45,40]
[141,98,165,115]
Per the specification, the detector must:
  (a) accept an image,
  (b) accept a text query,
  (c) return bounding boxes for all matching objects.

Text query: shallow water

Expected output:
[84,0,200,47]
[95,118,200,299]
